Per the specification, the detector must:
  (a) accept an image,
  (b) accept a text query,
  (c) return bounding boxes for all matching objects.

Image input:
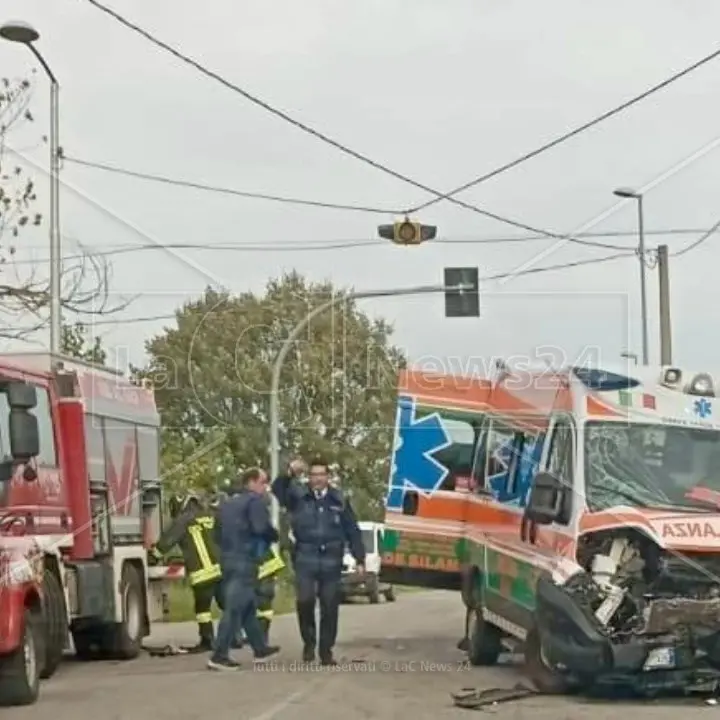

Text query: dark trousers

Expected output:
[239,576,276,645]
[211,574,267,662]
[192,581,222,645]
[295,570,341,657]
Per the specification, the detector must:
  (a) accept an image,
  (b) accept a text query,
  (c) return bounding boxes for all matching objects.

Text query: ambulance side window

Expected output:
[471,417,490,490]
[505,431,526,495]
[480,418,515,493]
[545,418,574,523]
[435,416,477,491]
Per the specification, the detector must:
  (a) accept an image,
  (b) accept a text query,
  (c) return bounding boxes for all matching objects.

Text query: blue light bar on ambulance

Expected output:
[571,367,640,391]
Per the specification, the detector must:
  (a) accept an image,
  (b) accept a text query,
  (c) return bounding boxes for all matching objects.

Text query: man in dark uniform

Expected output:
[152,492,221,652]
[210,485,285,648]
[273,456,365,666]
[208,468,281,671]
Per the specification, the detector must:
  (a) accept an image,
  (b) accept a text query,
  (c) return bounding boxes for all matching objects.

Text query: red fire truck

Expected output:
[0,352,176,706]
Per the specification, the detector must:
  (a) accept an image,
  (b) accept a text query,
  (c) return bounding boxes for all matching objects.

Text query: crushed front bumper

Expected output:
[534,576,720,691]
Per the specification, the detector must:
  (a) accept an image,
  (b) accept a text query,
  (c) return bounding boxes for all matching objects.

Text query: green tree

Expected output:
[136,273,406,517]
[60,321,107,365]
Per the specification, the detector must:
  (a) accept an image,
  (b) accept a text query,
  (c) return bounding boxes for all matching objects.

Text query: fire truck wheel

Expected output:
[105,564,144,660]
[0,609,42,707]
[40,568,67,679]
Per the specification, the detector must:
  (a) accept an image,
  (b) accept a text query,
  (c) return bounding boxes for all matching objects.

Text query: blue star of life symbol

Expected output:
[386,396,451,510]
[694,397,712,419]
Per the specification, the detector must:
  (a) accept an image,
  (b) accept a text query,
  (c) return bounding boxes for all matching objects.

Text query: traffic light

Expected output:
[377,218,437,246]
[443,267,479,318]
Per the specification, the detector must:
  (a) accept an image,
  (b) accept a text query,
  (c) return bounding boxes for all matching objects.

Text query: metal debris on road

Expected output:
[143,644,189,657]
[451,683,538,710]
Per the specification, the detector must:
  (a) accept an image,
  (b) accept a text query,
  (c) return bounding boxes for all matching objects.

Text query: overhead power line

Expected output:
[673,215,720,256]
[65,251,631,328]
[65,154,619,248]
[59,220,716,330]
[78,0,675,252]
[63,156,398,215]
[408,47,720,213]
[6,226,718,266]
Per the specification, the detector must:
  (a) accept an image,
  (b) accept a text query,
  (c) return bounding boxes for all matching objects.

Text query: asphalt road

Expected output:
[7,590,719,719]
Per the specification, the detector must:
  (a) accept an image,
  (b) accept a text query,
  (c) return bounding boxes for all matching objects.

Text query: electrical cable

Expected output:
[62,156,399,215]
[672,215,720,256]
[78,0,683,251]
[61,250,631,328]
[6,226,715,266]
[407,48,720,213]
[65,150,621,249]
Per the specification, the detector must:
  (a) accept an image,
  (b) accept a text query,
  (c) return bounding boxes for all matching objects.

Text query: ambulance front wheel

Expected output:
[523,626,571,694]
[466,608,502,666]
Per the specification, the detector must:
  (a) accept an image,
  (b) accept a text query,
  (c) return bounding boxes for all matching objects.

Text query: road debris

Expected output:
[451,683,539,710]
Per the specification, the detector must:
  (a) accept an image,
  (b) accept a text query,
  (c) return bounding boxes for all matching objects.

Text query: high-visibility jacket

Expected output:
[258,544,285,580]
[256,544,285,622]
[155,511,221,586]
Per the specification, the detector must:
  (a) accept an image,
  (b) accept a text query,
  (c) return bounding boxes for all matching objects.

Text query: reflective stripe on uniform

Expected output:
[189,564,221,585]
[258,546,285,579]
[196,611,213,623]
[256,608,274,620]
[189,525,215,570]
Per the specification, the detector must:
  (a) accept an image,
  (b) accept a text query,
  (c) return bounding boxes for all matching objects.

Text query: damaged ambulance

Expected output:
[384,364,720,693]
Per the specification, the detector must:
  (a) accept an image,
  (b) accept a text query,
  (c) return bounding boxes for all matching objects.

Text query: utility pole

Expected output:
[657,244,673,365]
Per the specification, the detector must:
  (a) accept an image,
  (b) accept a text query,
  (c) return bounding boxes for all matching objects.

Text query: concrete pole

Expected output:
[657,244,673,365]
[637,195,649,366]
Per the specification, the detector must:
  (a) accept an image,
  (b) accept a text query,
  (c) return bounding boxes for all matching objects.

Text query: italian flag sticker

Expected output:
[618,390,656,409]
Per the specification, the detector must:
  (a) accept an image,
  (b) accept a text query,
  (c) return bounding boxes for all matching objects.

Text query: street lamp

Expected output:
[620,351,638,366]
[1,20,61,355]
[268,278,476,527]
[613,187,648,366]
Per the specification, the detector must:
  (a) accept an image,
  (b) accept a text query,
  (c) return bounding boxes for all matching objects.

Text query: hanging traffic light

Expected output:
[377,218,437,246]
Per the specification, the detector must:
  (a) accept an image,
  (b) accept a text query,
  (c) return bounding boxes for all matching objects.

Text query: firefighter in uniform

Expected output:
[255,541,285,644]
[152,492,222,652]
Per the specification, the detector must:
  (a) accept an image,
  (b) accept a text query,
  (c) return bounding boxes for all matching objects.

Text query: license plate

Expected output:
[643,647,676,670]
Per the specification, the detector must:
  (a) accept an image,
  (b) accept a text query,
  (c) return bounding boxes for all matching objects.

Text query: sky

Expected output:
[1,0,720,378]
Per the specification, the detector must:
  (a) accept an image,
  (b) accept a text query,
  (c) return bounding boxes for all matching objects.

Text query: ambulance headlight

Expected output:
[662,368,682,386]
[688,373,715,397]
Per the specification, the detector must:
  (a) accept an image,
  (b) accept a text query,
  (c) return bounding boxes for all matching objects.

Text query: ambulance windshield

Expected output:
[584,421,720,511]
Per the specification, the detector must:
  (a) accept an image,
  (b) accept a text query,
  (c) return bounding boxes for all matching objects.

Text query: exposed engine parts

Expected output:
[570,530,720,639]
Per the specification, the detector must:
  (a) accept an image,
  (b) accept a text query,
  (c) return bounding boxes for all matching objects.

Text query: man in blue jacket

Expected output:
[208,468,281,671]
[273,456,365,666]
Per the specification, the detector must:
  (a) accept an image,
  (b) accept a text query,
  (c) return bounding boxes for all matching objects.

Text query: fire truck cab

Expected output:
[0,353,170,706]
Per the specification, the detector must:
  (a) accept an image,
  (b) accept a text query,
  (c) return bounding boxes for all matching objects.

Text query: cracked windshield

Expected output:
[585,422,720,511]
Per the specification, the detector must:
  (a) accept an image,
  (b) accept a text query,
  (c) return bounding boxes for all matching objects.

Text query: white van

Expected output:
[341,521,395,603]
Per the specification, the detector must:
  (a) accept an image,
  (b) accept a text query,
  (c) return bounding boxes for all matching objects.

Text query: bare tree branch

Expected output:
[0,74,130,341]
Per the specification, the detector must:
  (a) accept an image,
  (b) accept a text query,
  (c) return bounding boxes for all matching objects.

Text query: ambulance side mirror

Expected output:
[525,471,564,525]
